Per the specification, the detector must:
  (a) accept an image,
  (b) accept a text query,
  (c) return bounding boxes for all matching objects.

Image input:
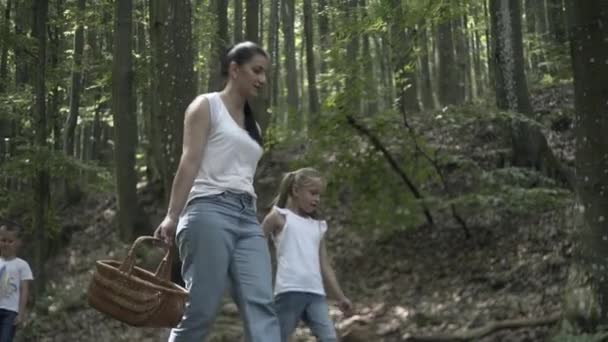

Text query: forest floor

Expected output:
[17,84,577,342]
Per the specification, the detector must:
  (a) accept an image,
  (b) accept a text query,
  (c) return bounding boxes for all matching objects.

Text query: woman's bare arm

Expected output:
[165,96,212,220]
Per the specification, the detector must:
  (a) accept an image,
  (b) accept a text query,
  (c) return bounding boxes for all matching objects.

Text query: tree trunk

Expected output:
[14,0,30,87]
[391,19,420,113]
[112,0,139,241]
[64,0,86,158]
[318,0,330,98]
[149,0,196,202]
[454,9,469,103]
[419,25,435,110]
[303,0,319,125]
[246,0,259,43]
[0,0,12,146]
[282,0,299,126]
[0,0,11,92]
[87,23,105,163]
[233,0,243,43]
[207,0,228,91]
[266,0,280,112]
[343,0,361,113]
[32,0,50,297]
[547,0,566,43]
[473,27,485,97]
[564,1,608,331]
[491,0,532,113]
[490,0,571,186]
[258,0,264,45]
[483,0,495,90]
[437,10,461,106]
[49,0,65,152]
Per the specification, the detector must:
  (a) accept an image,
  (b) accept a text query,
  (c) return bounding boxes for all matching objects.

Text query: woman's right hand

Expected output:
[154,215,178,245]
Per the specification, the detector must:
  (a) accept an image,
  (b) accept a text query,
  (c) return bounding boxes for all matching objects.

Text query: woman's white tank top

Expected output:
[186,92,263,203]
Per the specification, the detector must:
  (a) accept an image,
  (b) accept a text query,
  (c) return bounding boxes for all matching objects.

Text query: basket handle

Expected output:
[119,236,174,281]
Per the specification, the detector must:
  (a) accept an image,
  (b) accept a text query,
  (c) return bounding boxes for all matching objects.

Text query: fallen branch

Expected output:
[345,115,435,227]
[400,108,471,239]
[405,312,561,342]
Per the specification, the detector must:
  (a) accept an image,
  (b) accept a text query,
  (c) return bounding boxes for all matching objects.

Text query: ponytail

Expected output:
[272,172,297,208]
[244,101,263,146]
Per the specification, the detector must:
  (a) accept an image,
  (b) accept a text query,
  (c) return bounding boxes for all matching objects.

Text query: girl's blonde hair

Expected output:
[272,167,324,208]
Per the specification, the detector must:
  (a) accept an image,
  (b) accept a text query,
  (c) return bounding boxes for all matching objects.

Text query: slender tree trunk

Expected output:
[112,0,138,241]
[64,0,86,157]
[88,23,105,163]
[207,0,228,91]
[473,27,485,97]
[246,0,259,43]
[362,31,378,114]
[383,35,396,108]
[453,9,468,103]
[266,0,280,112]
[282,0,299,126]
[303,0,319,125]
[483,0,495,90]
[234,0,243,43]
[49,0,65,152]
[0,0,11,92]
[344,0,361,113]
[419,25,435,110]
[0,0,13,147]
[14,0,30,86]
[437,8,461,106]
[547,0,566,43]
[318,0,330,98]
[564,0,608,330]
[259,0,264,45]
[373,36,388,110]
[32,0,49,297]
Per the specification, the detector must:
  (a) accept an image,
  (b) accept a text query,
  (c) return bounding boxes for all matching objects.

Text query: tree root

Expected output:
[405,312,561,341]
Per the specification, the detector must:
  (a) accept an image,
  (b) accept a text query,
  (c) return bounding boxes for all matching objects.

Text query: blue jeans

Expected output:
[275,292,337,342]
[168,192,281,342]
[0,309,16,342]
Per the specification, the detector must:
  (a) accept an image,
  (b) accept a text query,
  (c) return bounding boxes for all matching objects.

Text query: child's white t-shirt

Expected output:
[272,207,327,296]
[0,257,33,313]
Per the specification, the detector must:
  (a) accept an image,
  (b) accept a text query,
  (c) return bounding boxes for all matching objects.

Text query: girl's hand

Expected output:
[338,297,354,316]
[154,216,178,245]
[14,313,22,325]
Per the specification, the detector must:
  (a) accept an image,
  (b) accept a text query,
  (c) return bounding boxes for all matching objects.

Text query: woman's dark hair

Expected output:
[221,41,268,146]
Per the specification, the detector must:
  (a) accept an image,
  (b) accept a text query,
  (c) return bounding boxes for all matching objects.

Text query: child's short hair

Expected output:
[0,219,23,237]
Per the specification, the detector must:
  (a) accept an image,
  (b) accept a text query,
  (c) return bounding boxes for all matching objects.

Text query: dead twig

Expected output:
[405,312,561,342]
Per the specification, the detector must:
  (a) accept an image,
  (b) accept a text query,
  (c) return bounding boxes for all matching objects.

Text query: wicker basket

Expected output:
[87,236,188,327]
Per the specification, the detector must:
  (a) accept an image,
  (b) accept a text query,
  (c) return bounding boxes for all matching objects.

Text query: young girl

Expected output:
[262,168,352,342]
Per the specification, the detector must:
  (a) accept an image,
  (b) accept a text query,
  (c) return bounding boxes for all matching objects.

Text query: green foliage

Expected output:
[524,34,573,88]
[0,146,112,221]
[270,94,571,236]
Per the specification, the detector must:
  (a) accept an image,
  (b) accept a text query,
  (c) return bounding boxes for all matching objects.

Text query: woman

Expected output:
[154,41,281,342]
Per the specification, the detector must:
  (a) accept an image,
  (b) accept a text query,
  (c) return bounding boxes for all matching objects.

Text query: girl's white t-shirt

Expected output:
[273,207,327,296]
[0,257,33,313]
[185,92,263,204]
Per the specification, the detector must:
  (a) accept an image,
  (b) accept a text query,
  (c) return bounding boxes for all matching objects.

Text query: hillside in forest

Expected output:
[14,84,584,342]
